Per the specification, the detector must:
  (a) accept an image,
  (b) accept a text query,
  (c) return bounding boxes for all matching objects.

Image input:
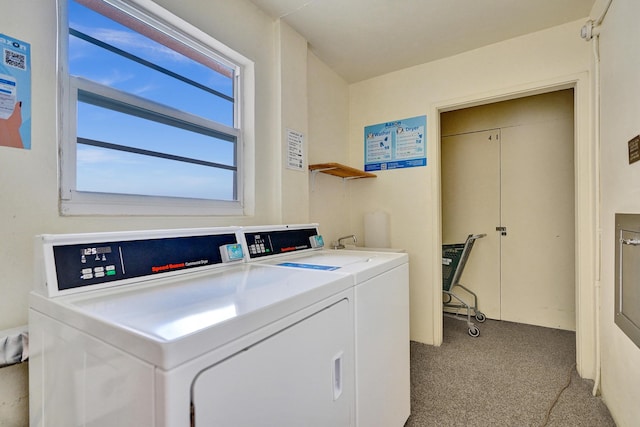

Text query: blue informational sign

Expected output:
[0,34,31,150]
[364,115,426,171]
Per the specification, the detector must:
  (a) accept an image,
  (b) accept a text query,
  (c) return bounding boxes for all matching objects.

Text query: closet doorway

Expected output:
[441,89,575,331]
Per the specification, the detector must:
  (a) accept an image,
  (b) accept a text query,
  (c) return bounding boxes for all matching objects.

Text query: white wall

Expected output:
[347,20,593,352]
[307,51,353,244]
[277,21,310,224]
[597,0,640,425]
[0,0,308,423]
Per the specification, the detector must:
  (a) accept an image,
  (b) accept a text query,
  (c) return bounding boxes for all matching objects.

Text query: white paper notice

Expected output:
[365,129,393,162]
[286,128,304,171]
[0,74,17,119]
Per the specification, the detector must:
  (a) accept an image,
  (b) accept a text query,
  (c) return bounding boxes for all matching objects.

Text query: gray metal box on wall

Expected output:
[615,214,640,349]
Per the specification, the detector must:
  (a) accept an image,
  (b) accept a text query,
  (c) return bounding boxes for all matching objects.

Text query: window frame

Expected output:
[58,0,254,216]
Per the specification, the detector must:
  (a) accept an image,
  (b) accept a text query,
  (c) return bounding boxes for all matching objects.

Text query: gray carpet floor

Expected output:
[405,317,616,427]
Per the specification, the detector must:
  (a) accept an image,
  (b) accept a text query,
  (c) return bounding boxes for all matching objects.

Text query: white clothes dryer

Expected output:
[29,227,355,427]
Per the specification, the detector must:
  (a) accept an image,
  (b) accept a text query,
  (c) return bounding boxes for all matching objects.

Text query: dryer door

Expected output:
[191,298,353,426]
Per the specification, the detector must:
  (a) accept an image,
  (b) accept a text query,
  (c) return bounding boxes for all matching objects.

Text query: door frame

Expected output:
[430,72,596,379]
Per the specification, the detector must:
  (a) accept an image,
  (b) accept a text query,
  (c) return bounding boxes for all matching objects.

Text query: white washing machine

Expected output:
[238,224,411,427]
[29,227,355,426]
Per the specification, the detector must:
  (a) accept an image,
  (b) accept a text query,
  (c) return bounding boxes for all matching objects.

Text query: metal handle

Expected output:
[332,352,343,400]
[622,238,640,246]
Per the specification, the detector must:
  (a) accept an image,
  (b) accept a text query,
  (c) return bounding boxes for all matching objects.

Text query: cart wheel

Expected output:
[443,293,452,304]
[468,326,480,337]
[475,312,486,323]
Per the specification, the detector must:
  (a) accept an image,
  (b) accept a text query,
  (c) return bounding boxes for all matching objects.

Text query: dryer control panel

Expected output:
[42,231,238,296]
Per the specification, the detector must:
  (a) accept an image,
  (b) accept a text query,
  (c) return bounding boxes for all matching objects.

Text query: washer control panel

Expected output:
[242,227,320,259]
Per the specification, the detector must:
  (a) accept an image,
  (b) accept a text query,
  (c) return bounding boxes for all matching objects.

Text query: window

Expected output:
[59,0,253,215]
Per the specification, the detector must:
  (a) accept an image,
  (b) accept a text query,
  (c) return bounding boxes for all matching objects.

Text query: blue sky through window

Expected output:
[68,0,237,201]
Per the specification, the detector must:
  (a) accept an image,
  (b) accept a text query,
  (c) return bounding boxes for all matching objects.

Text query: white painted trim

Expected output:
[57,0,256,217]
[430,72,596,379]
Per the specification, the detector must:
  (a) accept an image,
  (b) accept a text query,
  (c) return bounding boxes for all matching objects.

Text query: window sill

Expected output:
[60,191,244,216]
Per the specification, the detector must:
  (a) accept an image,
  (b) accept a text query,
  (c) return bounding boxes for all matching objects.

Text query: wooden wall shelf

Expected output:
[309,163,376,180]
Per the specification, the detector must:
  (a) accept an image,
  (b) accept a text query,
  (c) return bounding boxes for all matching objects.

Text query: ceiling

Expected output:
[249,0,596,83]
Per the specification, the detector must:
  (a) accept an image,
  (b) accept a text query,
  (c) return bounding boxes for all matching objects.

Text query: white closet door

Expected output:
[500,119,575,330]
[441,129,502,320]
[441,91,575,330]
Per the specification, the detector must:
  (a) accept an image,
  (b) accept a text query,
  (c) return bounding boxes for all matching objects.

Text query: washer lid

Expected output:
[267,250,408,283]
[30,263,351,370]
